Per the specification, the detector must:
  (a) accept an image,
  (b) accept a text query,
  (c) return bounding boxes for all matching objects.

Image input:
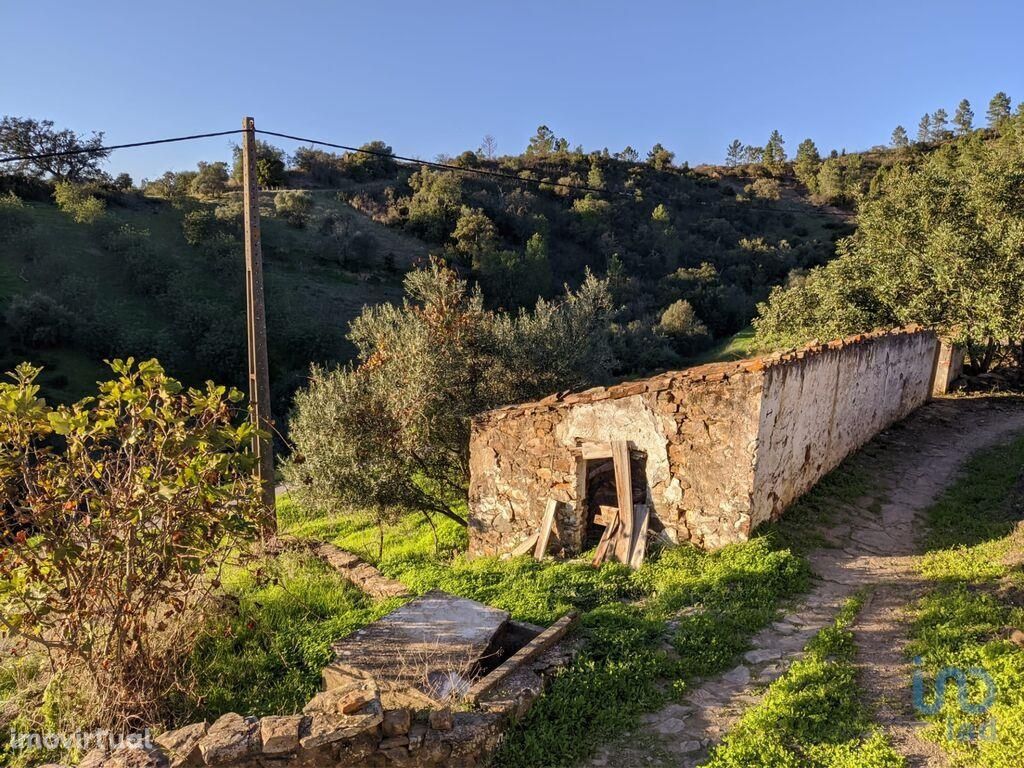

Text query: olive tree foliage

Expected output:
[754,118,1024,371]
[0,116,110,182]
[284,259,614,528]
[274,189,314,227]
[0,360,261,731]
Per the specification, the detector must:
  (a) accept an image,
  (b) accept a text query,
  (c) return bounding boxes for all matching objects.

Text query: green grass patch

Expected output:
[493,536,808,767]
[908,433,1024,766]
[182,551,399,720]
[705,593,905,768]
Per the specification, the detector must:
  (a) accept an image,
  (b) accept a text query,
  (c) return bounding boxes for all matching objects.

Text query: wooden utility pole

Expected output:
[241,116,277,532]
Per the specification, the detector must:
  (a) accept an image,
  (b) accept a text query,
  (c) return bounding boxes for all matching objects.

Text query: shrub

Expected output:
[52,181,105,224]
[3,292,74,347]
[0,360,261,731]
[0,191,33,240]
[659,299,710,354]
[274,190,314,227]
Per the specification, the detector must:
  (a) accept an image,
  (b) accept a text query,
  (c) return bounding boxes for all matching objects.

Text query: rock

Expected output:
[91,746,169,768]
[154,721,206,767]
[722,665,751,686]
[744,648,782,664]
[299,699,383,749]
[259,714,304,755]
[379,735,411,749]
[78,751,108,768]
[651,717,688,736]
[197,712,258,765]
[303,681,379,715]
[407,723,428,750]
[340,689,378,715]
[428,708,454,732]
[382,708,412,737]
[1010,629,1024,648]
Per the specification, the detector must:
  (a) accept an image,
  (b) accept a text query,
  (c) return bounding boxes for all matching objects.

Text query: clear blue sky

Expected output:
[3,0,1023,182]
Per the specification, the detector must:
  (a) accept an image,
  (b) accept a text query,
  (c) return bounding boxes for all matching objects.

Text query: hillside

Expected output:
[0,142,853,414]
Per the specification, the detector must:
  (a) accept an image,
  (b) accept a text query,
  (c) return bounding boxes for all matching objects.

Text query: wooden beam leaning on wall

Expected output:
[611,440,634,563]
[534,498,559,559]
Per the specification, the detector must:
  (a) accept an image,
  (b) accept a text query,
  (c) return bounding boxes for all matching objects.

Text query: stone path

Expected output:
[590,396,1024,767]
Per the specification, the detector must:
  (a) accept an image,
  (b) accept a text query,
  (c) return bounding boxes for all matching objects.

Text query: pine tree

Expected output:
[762,130,786,174]
[891,125,909,149]
[917,114,932,143]
[725,139,744,167]
[793,138,821,191]
[953,99,974,135]
[987,91,1012,128]
[931,108,950,140]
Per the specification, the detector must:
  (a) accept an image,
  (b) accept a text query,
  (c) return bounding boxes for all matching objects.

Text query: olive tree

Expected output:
[285,260,613,530]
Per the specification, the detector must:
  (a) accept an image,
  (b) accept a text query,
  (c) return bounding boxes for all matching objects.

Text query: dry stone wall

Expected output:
[469,327,948,555]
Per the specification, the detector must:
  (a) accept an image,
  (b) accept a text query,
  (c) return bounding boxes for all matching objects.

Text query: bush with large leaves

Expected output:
[0,359,261,731]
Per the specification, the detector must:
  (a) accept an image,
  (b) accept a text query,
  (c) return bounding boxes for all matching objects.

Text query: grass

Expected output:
[907,433,1024,766]
[182,551,400,720]
[705,593,905,768]
[686,325,759,365]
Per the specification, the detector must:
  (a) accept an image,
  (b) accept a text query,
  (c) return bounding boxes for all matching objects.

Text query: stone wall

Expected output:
[76,643,570,768]
[468,327,947,555]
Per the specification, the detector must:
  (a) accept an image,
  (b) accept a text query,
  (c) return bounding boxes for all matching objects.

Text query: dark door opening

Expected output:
[582,451,647,550]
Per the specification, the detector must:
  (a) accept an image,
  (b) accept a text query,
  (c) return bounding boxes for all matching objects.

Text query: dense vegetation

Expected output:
[0,115,850,417]
[754,112,1024,371]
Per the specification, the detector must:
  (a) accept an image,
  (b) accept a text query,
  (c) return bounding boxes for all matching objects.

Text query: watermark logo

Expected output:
[912,657,997,742]
[8,727,153,753]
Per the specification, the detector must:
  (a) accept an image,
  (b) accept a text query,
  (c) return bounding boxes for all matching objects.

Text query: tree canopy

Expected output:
[754,116,1024,370]
[0,116,110,182]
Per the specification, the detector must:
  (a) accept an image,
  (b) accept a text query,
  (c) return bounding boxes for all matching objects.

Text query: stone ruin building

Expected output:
[468,326,962,563]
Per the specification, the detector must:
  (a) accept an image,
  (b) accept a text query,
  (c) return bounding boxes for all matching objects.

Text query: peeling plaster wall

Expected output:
[750,330,938,526]
[468,327,943,557]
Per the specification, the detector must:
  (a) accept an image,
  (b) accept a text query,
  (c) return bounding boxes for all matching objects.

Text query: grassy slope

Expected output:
[907,434,1024,767]
[0,193,421,402]
[191,451,870,768]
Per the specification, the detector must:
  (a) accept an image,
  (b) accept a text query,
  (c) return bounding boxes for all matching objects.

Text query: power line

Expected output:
[0,129,243,165]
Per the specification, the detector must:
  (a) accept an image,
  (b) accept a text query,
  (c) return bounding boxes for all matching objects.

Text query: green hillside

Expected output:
[0,137,852,415]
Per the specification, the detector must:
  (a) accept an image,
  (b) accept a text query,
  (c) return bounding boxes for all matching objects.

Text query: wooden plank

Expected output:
[629,504,650,569]
[611,440,634,563]
[534,499,558,559]
[465,612,579,704]
[591,514,619,567]
[580,441,613,460]
[510,532,539,557]
[593,505,618,527]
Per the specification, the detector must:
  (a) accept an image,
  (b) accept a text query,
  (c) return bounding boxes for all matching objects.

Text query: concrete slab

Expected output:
[325,591,510,705]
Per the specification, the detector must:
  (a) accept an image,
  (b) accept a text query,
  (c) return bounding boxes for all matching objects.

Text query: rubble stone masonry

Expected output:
[468,327,946,555]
